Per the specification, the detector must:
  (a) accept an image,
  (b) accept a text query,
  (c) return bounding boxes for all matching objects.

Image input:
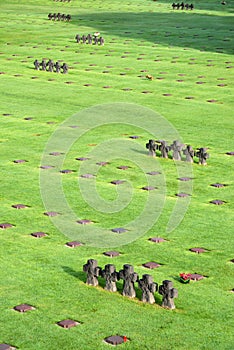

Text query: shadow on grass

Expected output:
[131,147,148,156]
[62,265,86,282]
[62,265,162,304]
[69,10,234,55]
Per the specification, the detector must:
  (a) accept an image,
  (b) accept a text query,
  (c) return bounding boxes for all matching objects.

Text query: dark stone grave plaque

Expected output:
[44,211,59,217]
[96,161,109,166]
[149,237,166,243]
[40,165,54,169]
[103,251,120,257]
[141,186,156,191]
[66,241,82,247]
[143,262,161,269]
[147,171,161,175]
[49,152,63,156]
[111,227,127,233]
[111,180,125,185]
[60,169,73,174]
[0,344,16,350]
[104,335,126,345]
[190,248,207,254]
[190,274,204,281]
[12,204,28,209]
[76,157,89,161]
[80,174,95,178]
[176,193,191,197]
[77,219,92,225]
[57,319,79,328]
[31,232,47,238]
[14,159,27,163]
[117,166,129,170]
[210,183,225,188]
[178,177,192,181]
[14,304,35,312]
[0,223,13,229]
[210,200,225,205]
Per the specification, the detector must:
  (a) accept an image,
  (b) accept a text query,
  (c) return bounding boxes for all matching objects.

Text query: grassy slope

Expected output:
[0,0,234,349]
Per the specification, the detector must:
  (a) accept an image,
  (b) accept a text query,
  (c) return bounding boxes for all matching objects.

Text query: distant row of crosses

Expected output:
[83,260,178,309]
[146,139,209,165]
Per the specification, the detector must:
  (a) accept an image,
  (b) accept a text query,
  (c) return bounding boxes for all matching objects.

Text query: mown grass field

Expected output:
[0,0,234,349]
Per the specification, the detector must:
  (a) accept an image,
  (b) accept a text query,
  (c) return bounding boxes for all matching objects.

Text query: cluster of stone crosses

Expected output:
[83,259,178,309]
[146,139,209,165]
[75,33,105,45]
[34,59,68,73]
[172,2,194,10]
[48,13,71,21]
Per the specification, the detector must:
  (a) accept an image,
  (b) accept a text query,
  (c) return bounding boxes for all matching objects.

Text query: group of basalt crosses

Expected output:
[34,59,68,73]
[172,2,194,10]
[146,139,209,165]
[48,13,71,21]
[75,33,105,46]
[83,260,178,310]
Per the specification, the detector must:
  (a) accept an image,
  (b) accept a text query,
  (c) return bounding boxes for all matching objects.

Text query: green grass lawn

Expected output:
[1,0,234,349]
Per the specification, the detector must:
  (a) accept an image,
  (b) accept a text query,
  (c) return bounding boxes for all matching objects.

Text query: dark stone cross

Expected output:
[157,140,170,158]
[170,140,184,161]
[101,264,119,292]
[146,139,157,157]
[83,259,102,286]
[138,274,158,304]
[196,147,209,165]
[183,145,194,162]
[119,264,138,298]
[159,280,178,309]
[34,59,40,70]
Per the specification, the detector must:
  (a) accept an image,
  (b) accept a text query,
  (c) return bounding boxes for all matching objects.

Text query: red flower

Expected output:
[180,273,191,280]
[123,336,127,342]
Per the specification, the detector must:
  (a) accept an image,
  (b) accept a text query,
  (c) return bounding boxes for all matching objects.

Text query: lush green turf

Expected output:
[1,0,234,349]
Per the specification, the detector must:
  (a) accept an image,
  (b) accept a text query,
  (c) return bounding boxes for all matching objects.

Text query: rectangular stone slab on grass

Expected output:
[66,241,82,247]
[111,228,127,233]
[143,262,161,269]
[149,237,166,243]
[104,335,125,345]
[190,274,204,281]
[0,344,16,350]
[110,180,125,185]
[57,319,79,328]
[13,304,35,312]
[0,223,13,229]
[103,251,120,257]
[31,232,47,238]
[77,219,93,225]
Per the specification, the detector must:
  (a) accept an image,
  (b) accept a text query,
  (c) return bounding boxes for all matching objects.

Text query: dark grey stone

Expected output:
[83,259,102,286]
[138,274,157,304]
[119,264,138,298]
[159,280,178,309]
[102,264,119,292]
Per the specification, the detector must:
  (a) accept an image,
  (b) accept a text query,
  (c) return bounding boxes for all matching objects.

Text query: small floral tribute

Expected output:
[179,273,191,283]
